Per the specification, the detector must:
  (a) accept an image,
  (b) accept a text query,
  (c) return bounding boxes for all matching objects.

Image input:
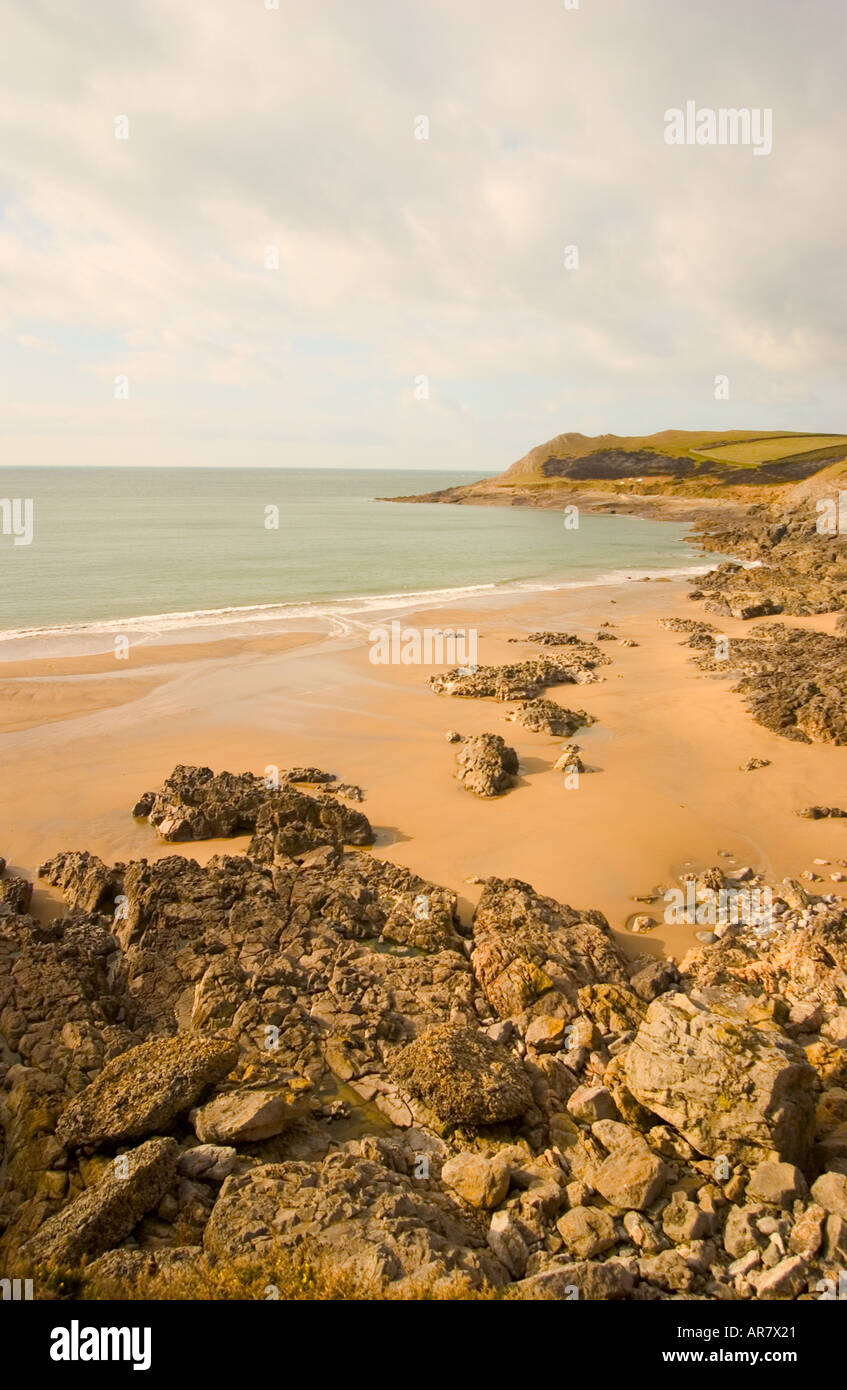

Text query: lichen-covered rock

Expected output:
[625,992,816,1166]
[21,1138,178,1268]
[471,878,628,1022]
[56,1036,239,1149]
[388,1023,533,1127]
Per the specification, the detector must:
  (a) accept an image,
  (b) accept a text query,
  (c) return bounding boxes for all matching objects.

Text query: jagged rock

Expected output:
[203,1148,508,1289]
[454,734,518,797]
[505,700,593,737]
[0,875,33,914]
[624,992,816,1165]
[429,647,608,700]
[751,1255,810,1300]
[133,765,373,850]
[21,1138,178,1268]
[591,1127,669,1211]
[38,852,119,913]
[470,878,628,1022]
[440,1151,512,1209]
[630,959,679,1001]
[567,1085,618,1125]
[56,1036,239,1149]
[674,623,847,745]
[388,1024,532,1127]
[483,1210,526,1278]
[513,1259,634,1300]
[191,1081,312,1144]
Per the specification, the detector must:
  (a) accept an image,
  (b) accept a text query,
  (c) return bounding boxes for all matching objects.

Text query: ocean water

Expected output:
[0,467,718,639]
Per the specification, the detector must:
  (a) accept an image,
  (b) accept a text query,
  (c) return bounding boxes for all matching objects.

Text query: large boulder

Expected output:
[21,1138,178,1268]
[388,1023,533,1127]
[191,1080,312,1144]
[624,992,816,1166]
[455,734,518,798]
[471,878,628,1022]
[56,1036,239,1149]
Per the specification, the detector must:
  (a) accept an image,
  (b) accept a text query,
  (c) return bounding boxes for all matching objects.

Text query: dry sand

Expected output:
[2,576,846,963]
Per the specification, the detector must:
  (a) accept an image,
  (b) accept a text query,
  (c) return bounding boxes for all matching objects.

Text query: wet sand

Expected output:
[2,576,845,961]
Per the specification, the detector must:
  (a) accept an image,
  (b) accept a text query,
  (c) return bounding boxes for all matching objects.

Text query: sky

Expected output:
[0,0,844,470]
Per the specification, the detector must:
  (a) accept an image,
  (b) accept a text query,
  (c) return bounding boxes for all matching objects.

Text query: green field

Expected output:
[692,435,847,466]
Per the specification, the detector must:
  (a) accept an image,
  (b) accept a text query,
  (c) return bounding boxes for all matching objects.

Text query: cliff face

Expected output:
[388,430,847,515]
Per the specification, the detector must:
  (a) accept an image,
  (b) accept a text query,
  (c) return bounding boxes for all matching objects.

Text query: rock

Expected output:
[445,730,463,743]
[388,1024,533,1127]
[135,764,373,852]
[624,991,816,1165]
[38,851,119,913]
[525,1015,569,1052]
[788,1203,826,1257]
[0,874,33,914]
[592,1141,669,1212]
[751,1255,809,1300]
[556,1204,617,1259]
[191,1081,312,1144]
[724,1204,770,1259]
[429,646,609,701]
[513,1260,634,1300]
[661,1190,712,1243]
[470,877,628,1022]
[810,1170,847,1220]
[487,1209,529,1278]
[22,1138,178,1267]
[505,699,594,738]
[440,1151,512,1210]
[454,734,518,797]
[630,959,679,1001]
[567,1085,618,1125]
[56,1036,239,1149]
[203,1149,506,1289]
[177,1145,237,1181]
[746,1161,808,1209]
[740,758,770,771]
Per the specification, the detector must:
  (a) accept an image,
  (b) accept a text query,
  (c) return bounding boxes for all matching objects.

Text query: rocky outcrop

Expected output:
[505,700,594,737]
[624,991,816,1166]
[133,765,373,848]
[470,878,629,1023]
[4,775,847,1302]
[665,619,847,744]
[429,651,605,701]
[455,734,518,797]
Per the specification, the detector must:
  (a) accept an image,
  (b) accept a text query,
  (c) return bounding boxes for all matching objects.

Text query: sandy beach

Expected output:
[2,574,845,962]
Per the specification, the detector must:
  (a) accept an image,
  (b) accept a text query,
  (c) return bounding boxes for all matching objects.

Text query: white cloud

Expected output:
[0,0,844,468]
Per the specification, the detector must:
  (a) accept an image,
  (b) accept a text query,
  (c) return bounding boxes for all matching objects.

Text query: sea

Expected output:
[0,467,721,650]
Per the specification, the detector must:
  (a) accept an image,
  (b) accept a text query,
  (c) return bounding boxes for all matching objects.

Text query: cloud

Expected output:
[0,0,844,468]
